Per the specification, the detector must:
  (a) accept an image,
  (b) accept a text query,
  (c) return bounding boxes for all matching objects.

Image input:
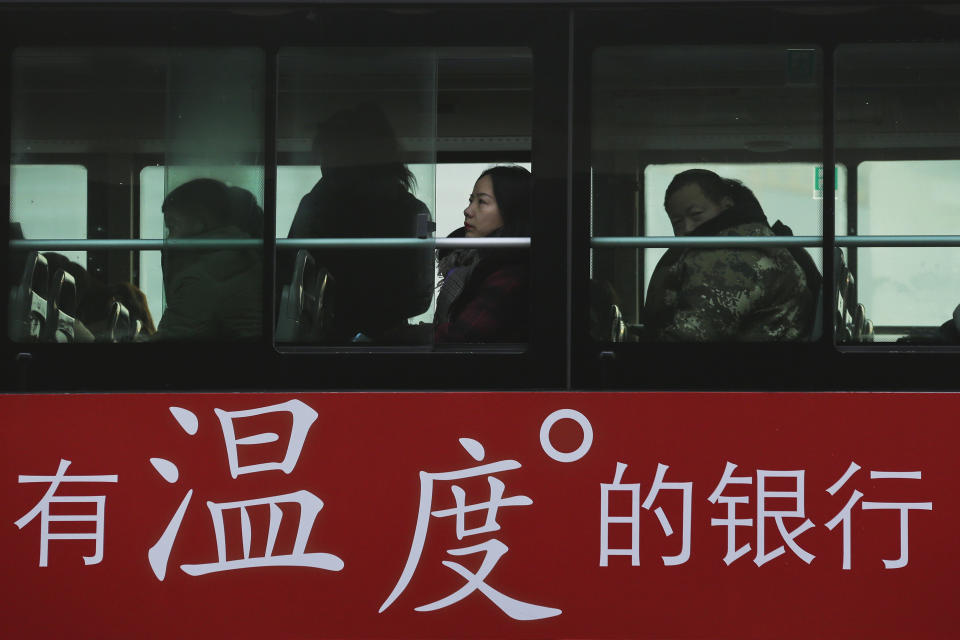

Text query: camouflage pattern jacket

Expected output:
[644,219,813,341]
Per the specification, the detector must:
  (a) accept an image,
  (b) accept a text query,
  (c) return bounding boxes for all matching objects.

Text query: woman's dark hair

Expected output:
[162,178,262,237]
[313,103,415,191]
[664,169,763,214]
[227,186,264,239]
[479,165,532,237]
[162,178,233,231]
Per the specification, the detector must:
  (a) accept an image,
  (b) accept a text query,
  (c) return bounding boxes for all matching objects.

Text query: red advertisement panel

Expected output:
[0,393,952,638]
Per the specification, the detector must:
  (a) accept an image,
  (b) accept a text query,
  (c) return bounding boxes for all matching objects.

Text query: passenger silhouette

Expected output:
[154,178,262,340]
[285,103,433,342]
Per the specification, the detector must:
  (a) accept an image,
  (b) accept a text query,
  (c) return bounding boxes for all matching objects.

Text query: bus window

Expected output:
[10,164,88,267]
[10,47,264,343]
[275,48,532,347]
[854,161,960,341]
[591,46,824,343]
[837,45,960,344]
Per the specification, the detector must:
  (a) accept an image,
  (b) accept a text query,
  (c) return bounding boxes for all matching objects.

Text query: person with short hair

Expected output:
[644,169,813,341]
[434,165,531,342]
[154,178,262,340]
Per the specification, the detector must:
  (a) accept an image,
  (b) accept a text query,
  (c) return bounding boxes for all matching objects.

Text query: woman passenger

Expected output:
[644,169,814,341]
[434,165,531,342]
[286,104,433,342]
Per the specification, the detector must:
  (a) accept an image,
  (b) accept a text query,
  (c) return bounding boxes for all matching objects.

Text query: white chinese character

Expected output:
[148,401,342,580]
[826,465,933,569]
[641,463,692,566]
[380,437,560,620]
[600,462,640,566]
[862,470,932,569]
[824,461,864,570]
[707,461,753,565]
[755,470,815,566]
[215,400,317,478]
[15,459,118,567]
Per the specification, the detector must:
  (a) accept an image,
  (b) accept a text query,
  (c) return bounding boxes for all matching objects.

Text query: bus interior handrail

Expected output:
[8,237,533,251]
[11,235,960,251]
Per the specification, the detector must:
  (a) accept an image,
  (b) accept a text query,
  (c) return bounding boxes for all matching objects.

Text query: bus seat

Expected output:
[833,249,875,343]
[852,303,865,341]
[106,300,133,342]
[42,268,79,342]
[834,249,854,343]
[610,304,626,342]
[8,251,50,342]
[277,249,335,343]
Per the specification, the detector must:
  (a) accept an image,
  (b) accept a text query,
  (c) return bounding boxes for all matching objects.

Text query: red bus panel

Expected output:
[0,393,951,638]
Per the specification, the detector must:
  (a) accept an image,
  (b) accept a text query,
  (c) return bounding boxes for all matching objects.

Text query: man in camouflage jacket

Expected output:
[644,173,814,341]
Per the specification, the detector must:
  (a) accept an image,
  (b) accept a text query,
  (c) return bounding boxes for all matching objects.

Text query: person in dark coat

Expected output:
[154,178,262,340]
[285,104,433,342]
[434,165,531,343]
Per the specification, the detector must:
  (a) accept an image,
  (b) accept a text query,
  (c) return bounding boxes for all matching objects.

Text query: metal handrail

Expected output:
[11,235,960,250]
[9,237,531,251]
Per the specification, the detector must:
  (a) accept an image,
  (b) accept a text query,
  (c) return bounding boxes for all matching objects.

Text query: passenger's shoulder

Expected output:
[717,222,774,238]
[474,258,528,289]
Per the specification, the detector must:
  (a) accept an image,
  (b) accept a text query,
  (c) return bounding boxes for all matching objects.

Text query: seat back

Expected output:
[42,269,79,343]
[8,251,50,342]
[106,300,134,343]
[834,249,874,343]
[609,304,626,342]
[277,249,335,342]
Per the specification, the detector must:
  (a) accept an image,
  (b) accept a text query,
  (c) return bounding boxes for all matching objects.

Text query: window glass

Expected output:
[837,44,960,343]
[591,46,823,343]
[10,48,264,343]
[856,161,960,334]
[275,48,532,346]
[143,161,531,328]
[10,165,87,266]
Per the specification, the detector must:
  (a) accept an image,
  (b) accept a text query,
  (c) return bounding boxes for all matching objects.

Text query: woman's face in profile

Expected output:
[464,175,504,238]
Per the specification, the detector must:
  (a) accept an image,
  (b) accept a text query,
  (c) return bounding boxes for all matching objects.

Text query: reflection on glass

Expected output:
[10,47,264,343]
[284,103,434,343]
[276,48,438,345]
[153,179,263,341]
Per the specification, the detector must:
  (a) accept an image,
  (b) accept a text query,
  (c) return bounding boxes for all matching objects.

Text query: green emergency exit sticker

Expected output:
[814,166,838,199]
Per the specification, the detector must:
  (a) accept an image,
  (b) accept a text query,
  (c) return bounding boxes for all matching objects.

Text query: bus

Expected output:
[2,1,958,638]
